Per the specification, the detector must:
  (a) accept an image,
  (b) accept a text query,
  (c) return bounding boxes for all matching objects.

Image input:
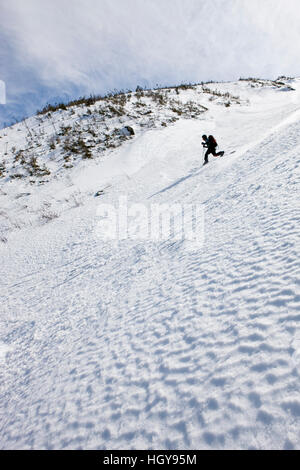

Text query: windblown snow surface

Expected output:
[1,80,300,449]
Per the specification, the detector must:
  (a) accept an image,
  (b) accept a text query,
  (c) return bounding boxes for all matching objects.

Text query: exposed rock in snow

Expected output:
[119,125,135,137]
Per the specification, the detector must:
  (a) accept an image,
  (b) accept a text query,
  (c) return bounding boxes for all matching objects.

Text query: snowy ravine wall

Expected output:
[0,78,294,241]
[1,77,300,449]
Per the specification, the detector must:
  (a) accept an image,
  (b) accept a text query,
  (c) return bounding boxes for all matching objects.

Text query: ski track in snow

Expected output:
[1,82,300,449]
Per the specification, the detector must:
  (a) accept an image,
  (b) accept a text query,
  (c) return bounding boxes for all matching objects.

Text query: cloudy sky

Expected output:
[1,0,300,127]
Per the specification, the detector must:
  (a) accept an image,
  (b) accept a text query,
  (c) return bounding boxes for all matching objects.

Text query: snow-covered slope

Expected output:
[1,78,300,449]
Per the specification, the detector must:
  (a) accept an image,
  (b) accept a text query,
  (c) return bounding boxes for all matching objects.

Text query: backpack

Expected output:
[208,135,218,147]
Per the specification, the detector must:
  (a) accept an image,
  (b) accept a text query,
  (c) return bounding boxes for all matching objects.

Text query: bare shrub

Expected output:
[40,209,59,223]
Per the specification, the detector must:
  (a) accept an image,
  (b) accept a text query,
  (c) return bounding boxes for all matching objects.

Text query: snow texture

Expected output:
[0,78,300,449]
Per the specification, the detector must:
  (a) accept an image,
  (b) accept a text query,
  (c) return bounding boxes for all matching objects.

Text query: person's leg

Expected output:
[204,149,210,163]
[212,148,224,157]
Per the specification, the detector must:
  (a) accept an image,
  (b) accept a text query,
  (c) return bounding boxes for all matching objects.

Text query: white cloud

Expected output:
[1,0,300,125]
[0,80,6,104]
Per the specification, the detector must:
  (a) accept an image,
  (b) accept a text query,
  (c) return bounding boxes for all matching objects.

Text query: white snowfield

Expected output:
[1,79,300,450]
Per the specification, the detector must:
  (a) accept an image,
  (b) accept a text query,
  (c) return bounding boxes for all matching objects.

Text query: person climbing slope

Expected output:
[202,135,225,165]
